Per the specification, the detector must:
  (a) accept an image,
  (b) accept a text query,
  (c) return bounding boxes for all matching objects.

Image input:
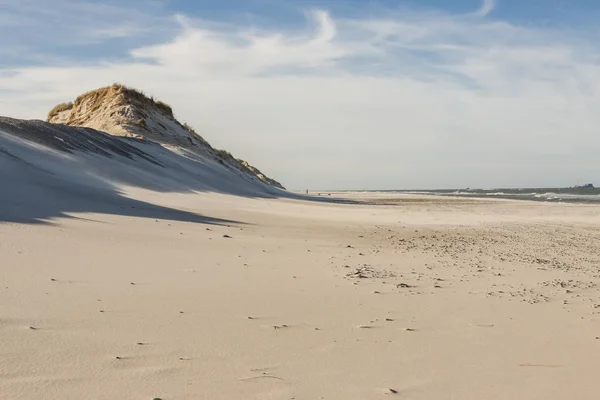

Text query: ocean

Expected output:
[398,187,600,204]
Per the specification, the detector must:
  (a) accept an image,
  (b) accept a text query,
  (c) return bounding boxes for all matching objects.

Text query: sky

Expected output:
[2,0,600,190]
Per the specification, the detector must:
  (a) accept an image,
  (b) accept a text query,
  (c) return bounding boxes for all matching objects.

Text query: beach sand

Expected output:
[2,190,600,399]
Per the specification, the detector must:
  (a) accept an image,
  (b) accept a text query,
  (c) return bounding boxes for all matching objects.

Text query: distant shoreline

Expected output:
[298,189,600,205]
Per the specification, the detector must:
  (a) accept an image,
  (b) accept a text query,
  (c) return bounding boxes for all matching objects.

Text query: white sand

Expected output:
[2,188,600,399]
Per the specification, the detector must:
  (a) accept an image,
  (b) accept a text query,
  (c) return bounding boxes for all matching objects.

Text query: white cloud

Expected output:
[131,10,349,76]
[474,0,496,17]
[2,2,600,190]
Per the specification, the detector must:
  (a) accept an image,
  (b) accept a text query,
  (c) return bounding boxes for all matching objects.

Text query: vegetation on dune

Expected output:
[66,83,174,124]
[68,86,112,123]
[155,100,173,117]
[46,102,73,121]
[116,84,174,118]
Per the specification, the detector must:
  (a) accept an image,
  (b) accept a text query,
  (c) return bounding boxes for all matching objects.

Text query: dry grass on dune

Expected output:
[65,83,175,125]
[46,102,73,121]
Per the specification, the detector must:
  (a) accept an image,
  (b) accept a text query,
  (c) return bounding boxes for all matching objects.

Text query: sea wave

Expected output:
[402,189,600,203]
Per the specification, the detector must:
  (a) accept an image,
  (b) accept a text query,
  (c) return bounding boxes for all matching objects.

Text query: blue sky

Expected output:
[3,0,600,66]
[2,0,600,189]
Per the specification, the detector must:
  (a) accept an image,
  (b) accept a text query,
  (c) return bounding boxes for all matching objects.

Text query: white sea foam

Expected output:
[402,189,600,203]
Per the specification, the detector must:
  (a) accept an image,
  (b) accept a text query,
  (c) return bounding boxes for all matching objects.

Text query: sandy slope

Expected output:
[0,125,291,230]
[2,186,600,399]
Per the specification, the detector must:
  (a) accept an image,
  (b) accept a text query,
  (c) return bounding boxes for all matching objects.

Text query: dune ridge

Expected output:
[46,83,284,190]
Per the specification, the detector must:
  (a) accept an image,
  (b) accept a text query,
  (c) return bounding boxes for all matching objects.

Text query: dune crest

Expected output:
[46,83,284,189]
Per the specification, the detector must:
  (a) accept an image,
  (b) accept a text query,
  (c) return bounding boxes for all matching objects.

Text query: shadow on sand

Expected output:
[0,117,283,198]
[0,178,238,226]
[0,127,238,225]
[0,117,358,225]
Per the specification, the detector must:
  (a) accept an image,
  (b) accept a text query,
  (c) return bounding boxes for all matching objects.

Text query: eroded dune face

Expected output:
[46,83,284,190]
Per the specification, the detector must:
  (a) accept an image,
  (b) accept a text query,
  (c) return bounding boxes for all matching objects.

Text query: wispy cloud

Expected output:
[474,0,496,17]
[1,1,600,189]
[131,10,350,76]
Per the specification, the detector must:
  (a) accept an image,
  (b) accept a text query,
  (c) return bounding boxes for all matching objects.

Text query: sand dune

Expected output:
[0,116,295,225]
[0,117,286,196]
